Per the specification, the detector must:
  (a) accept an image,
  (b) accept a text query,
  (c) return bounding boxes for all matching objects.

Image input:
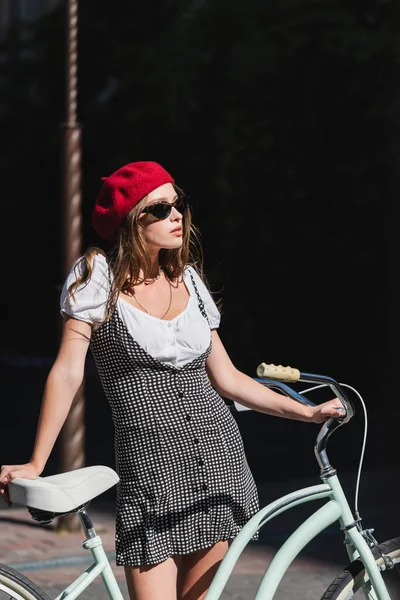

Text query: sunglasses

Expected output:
[142,195,190,220]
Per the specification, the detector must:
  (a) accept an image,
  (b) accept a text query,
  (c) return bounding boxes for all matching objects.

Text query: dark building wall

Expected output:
[0,1,398,487]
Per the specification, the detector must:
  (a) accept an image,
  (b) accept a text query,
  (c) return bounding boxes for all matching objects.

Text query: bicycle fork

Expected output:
[327,476,392,600]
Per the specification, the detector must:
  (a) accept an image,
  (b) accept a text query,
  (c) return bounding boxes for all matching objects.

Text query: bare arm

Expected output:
[0,316,92,503]
[206,330,344,423]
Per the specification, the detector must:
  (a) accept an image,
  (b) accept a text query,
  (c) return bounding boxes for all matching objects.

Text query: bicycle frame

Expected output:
[11,476,390,600]
[15,368,389,600]
[204,473,391,600]
[52,508,124,600]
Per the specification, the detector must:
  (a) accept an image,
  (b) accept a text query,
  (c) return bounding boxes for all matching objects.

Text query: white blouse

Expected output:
[60,253,221,368]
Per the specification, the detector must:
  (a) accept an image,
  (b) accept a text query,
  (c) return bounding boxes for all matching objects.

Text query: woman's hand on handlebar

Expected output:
[0,462,41,507]
[310,398,346,424]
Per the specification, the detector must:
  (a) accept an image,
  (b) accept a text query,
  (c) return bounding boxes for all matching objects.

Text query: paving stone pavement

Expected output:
[0,468,398,599]
[0,505,339,599]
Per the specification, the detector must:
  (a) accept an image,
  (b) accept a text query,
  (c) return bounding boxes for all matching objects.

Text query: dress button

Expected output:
[167,322,172,327]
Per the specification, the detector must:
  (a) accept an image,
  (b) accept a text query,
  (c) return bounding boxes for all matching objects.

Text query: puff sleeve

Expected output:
[186,266,221,329]
[60,253,111,328]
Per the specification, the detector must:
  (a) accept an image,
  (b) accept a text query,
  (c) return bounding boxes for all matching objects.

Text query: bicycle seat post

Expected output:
[77,505,97,539]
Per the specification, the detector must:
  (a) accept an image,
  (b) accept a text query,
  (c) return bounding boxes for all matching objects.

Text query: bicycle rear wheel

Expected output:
[321,537,400,599]
[0,563,51,600]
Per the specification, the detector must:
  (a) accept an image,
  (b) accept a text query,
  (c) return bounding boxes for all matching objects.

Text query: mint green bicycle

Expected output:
[0,364,399,600]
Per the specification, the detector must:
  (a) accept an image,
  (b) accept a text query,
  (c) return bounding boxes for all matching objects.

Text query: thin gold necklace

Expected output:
[143,267,162,286]
[133,281,172,319]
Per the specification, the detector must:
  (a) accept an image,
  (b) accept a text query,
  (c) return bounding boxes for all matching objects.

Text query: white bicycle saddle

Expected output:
[9,465,119,513]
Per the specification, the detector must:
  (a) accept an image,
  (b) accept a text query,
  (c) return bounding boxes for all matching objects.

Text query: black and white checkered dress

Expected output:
[89,271,259,567]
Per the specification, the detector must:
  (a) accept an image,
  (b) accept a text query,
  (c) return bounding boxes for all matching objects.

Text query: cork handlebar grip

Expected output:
[256,362,301,382]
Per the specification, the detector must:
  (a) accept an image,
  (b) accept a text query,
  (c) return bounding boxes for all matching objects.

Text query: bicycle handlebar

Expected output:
[255,362,355,422]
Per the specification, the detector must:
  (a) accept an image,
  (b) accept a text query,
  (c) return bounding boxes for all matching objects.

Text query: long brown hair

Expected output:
[68,186,220,324]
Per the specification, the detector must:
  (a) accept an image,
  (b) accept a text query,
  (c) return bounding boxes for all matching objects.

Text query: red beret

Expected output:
[92,161,174,241]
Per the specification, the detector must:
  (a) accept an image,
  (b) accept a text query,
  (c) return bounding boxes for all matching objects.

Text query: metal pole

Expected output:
[58,0,84,533]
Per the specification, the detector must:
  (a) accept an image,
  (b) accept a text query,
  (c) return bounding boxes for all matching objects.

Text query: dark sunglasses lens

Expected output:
[175,196,189,213]
[148,204,172,219]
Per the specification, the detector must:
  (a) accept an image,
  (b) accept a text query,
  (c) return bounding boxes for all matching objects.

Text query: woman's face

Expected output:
[140,183,184,254]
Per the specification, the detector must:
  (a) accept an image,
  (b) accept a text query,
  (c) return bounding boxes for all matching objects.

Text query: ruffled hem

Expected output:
[115,528,259,567]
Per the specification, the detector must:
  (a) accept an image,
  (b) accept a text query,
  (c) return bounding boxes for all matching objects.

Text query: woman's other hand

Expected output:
[0,462,41,507]
[310,399,346,424]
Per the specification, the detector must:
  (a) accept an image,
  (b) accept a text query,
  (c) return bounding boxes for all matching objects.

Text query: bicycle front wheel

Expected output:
[321,537,400,599]
[0,563,51,600]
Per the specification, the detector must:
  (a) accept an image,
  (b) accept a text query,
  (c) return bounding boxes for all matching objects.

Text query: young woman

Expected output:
[0,161,344,600]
